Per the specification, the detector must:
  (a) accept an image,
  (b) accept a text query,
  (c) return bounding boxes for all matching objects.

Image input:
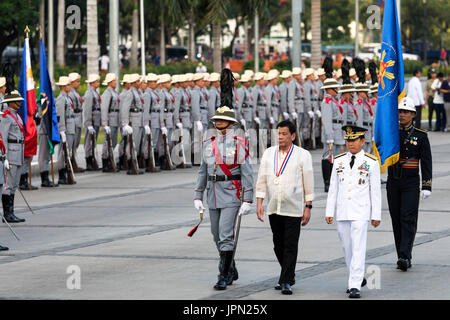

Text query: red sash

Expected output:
[3,110,25,136]
[341,99,358,120]
[325,97,343,114]
[0,133,5,154]
[185,90,190,105]
[363,101,373,117]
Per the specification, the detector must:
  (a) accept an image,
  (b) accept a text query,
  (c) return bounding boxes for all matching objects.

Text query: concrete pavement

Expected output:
[0,130,449,300]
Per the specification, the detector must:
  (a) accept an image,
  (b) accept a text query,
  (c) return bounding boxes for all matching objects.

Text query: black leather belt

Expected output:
[74,110,82,113]
[150,109,159,113]
[93,108,101,112]
[109,109,119,112]
[257,104,266,107]
[295,98,305,101]
[363,122,371,126]
[8,139,24,144]
[208,174,241,182]
[130,108,142,113]
[180,108,190,113]
[164,108,174,113]
[200,107,207,110]
[242,104,251,108]
[332,120,343,124]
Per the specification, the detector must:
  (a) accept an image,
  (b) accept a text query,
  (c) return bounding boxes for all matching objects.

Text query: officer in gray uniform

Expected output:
[68,72,85,172]
[173,75,192,166]
[55,76,76,184]
[192,74,208,133]
[82,74,102,171]
[144,74,163,166]
[208,73,221,127]
[279,70,292,121]
[0,91,26,223]
[117,74,132,170]
[303,68,317,148]
[100,73,120,172]
[265,69,281,127]
[188,74,204,165]
[339,59,360,127]
[157,74,176,170]
[252,72,269,129]
[288,67,305,138]
[194,105,254,291]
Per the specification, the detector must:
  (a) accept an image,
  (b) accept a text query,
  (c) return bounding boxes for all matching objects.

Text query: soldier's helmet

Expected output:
[398,97,416,113]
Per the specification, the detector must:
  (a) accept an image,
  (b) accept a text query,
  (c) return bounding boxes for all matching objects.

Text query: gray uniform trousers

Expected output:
[82,88,101,158]
[101,88,121,160]
[57,134,75,170]
[209,207,241,251]
[69,89,83,158]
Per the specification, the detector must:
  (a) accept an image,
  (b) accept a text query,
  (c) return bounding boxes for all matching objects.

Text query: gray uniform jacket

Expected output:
[175,88,192,129]
[237,87,254,122]
[192,86,208,125]
[56,91,76,134]
[0,108,25,166]
[252,85,269,121]
[159,88,175,129]
[356,97,375,141]
[146,88,162,129]
[208,87,221,121]
[279,82,289,115]
[194,130,254,209]
[101,87,121,128]
[287,79,305,114]
[265,84,281,121]
[82,87,102,128]
[120,87,144,127]
[341,97,360,126]
[303,80,317,113]
[69,88,83,128]
[321,94,345,145]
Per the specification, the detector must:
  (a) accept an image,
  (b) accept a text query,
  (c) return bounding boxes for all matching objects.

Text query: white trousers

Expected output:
[337,220,369,290]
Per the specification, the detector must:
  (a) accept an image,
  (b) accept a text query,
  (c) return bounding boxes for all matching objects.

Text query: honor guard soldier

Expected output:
[120,73,145,174]
[157,74,176,170]
[0,91,27,223]
[194,104,254,291]
[387,97,432,271]
[316,67,327,102]
[68,72,85,172]
[192,73,208,133]
[117,74,132,169]
[339,60,360,127]
[144,73,163,166]
[82,74,102,171]
[368,61,379,109]
[55,76,76,184]
[232,73,240,111]
[100,73,120,172]
[303,68,317,148]
[353,58,374,152]
[138,75,151,167]
[288,67,305,139]
[265,69,281,128]
[236,74,254,130]
[173,74,193,167]
[0,125,8,250]
[326,125,381,298]
[208,73,221,127]
[279,70,292,121]
[252,72,269,129]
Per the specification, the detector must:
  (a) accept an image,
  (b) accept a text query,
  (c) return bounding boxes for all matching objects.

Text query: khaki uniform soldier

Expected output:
[279,70,292,121]
[326,125,381,299]
[288,67,305,138]
[265,69,281,127]
[82,74,102,171]
[0,91,27,223]
[252,72,269,129]
[144,74,163,166]
[68,72,85,172]
[321,79,345,154]
[100,73,120,172]
[173,75,192,167]
[55,76,76,184]
[194,106,254,291]
[117,74,132,169]
[192,73,208,133]
[157,74,176,170]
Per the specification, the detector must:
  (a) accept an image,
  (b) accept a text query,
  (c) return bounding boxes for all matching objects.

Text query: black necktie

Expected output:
[350,155,356,169]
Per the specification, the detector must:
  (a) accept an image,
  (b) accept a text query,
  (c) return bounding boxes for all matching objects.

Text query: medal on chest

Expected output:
[273,145,294,185]
[409,136,418,145]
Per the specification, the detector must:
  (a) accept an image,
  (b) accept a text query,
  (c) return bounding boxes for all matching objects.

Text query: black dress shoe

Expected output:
[280,283,292,295]
[397,258,408,271]
[407,259,412,268]
[214,275,227,290]
[0,244,8,251]
[348,288,361,298]
[347,279,366,293]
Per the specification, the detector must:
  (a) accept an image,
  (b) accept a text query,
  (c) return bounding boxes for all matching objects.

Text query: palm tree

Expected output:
[56,0,65,66]
[207,0,228,72]
[87,0,99,75]
[311,0,321,68]
[130,0,139,68]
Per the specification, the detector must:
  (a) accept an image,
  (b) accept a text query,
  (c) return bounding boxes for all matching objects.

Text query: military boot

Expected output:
[214,251,233,290]
[40,171,58,188]
[85,157,94,171]
[2,194,25,223]
[19,173,38,190]
[58,169,68,185]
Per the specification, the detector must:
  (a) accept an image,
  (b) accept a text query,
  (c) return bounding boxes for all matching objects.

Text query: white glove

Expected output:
[60,131,66,143]
[291,112,298,119]
[87,126,95,134]
[194,199,205,211]
[161,127,168,136]
[104,126,111,135]
[4,159,9,171]
[316,110,322,117]
[326,139,334,144]
[308,110,314,118]
[144,125,151,135]
[196,121,203,132]
[123,125,133,135]
[176,122,183,130]
[238,202,252,216]
[269,117,274,124]
[421,190,431,200]
[283,112,289,120]
[254,117,261,125]
[240,119,246,127]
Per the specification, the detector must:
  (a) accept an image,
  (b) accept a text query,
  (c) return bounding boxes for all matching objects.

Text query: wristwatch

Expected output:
[305,204,312,209]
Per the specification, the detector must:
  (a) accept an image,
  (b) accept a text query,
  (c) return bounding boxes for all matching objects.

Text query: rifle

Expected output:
[177,128,189,169]
[162,132,175,170]
[122,134,129,171]
[146,130,159,172]
[308,116,314,150]
[106,132,117,172]
[62,140,75,184]
[293,117,301,147]
[91,132,99,170]
[321,143,334,192]
[71,151,80,173]
[128,130,139,175]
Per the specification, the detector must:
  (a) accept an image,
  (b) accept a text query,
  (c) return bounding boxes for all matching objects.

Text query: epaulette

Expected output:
[203,136,215,143]
[365,153,378,161]
[334,152,346,159]
[414,128,428,134]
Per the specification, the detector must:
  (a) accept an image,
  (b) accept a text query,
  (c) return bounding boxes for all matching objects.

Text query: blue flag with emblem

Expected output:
[373,0,405,172]
[39,38,60,154]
